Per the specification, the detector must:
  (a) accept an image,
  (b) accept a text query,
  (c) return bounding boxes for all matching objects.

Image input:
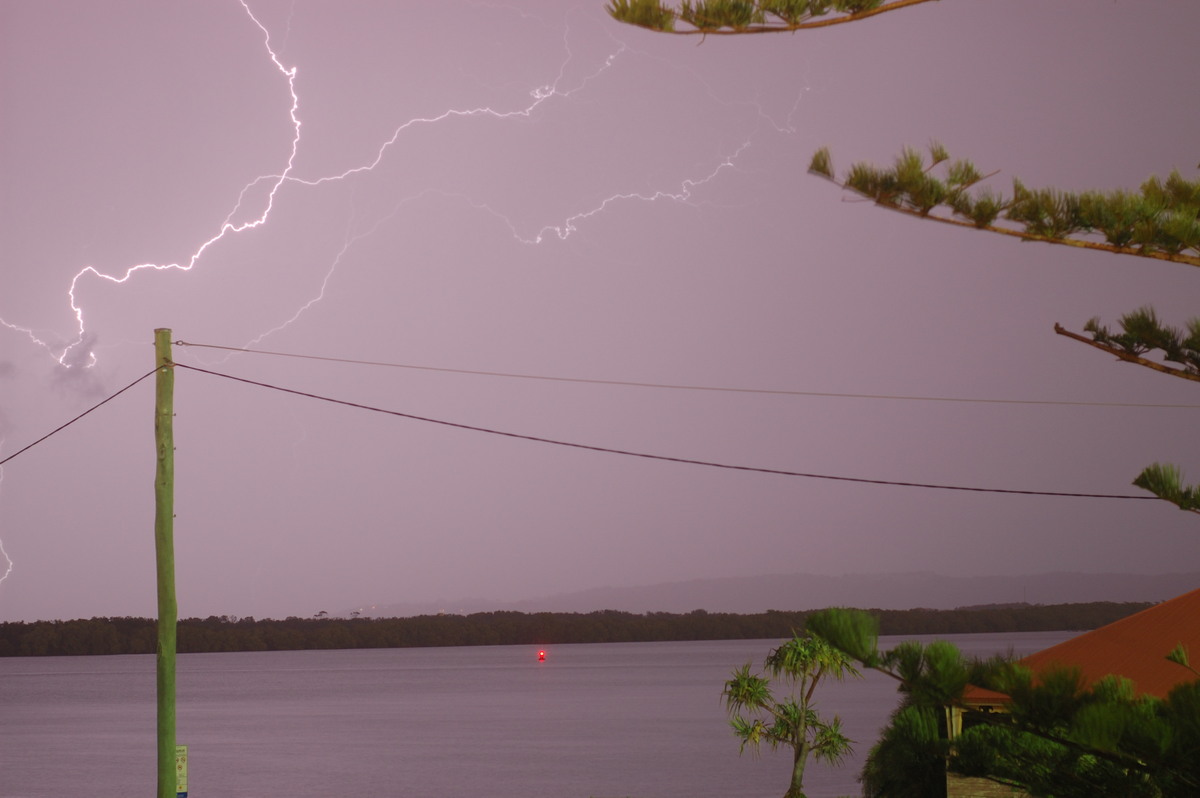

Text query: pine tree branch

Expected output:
[1053,324,1200,383]
[608,0,940,34]
[812,145,1200,268]
[1166,644,1200,674]
[849,201,1200,268]
[1132,463,1200,514]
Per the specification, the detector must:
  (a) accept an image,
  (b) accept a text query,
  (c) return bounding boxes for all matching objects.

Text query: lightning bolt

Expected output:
[0,1,301,369]
[1,2,764,362]
[0,2,772,584]
[0,541,11,587]
[0,445,10,587]
[241,208,381,349]
[510,140,753,245]
[0,0,301,600]
[209,9,760,348]
[236,135,752,350]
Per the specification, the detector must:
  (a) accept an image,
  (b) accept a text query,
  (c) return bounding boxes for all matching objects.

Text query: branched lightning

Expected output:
[2,1,758,360]
[0,0,302,591]
[280,20,627,189]
[217,9,757,346]
[0,0,302,369]
[0,0,784,608]
[220,31,631,346]
[241,207,385,350]
[511,140,753,244]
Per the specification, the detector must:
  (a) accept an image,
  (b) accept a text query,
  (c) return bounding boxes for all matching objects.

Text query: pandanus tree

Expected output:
[722,631,861,798]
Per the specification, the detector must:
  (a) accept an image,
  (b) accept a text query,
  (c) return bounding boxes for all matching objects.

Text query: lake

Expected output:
[0,631,1073,797]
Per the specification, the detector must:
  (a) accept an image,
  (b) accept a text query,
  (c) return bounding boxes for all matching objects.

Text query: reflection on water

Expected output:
[0,632,1072,798]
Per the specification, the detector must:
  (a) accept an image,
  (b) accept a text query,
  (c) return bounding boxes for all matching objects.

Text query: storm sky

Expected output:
[2,0,1198,622]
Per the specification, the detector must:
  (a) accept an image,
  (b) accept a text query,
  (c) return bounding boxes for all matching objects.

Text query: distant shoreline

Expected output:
[0,601,1151,657]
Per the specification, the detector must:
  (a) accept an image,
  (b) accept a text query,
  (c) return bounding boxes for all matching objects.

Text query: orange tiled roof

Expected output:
[964,587,1200,702]
[959,684,1009,709]
[1017,586,1200,699]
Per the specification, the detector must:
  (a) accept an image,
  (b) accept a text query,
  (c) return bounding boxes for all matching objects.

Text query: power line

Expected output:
[0,368,159,468]
[174,340,1200,410]
[172,362,1158,502]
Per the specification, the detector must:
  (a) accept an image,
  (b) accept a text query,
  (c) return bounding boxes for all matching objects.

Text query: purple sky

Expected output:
[2,1,1198,623]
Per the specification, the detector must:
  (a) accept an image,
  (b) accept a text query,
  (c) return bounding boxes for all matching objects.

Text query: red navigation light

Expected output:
[538,650,546,661]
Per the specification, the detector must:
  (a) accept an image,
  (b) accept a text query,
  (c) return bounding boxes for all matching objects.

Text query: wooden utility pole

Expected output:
[154,329,177,798]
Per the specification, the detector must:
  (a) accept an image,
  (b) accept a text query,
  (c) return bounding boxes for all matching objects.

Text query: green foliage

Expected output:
[761,0,824,26]
[807,146,833,179]
[1158,681,1200,791]
[829,142,1003,223]
[679,0,762,31]
[953,722,1154,798]
[999,674,1200,795]
[611,0,1200,789]
[840,0,885,11]
[725,663,775,720]
[765,631,862,684]
[610,0,903,33]
[723,631,859,798]
[851,635,970,797]
[882,639,970,707]
[819,144,1200,524]
[805,607,880,666]
[820,616,1200,797]
[861,706,947,798]
[1132,462,1200,513]
[606,0,676,30]
[1084,307,1200,377]
[1007,180,1083,239]
[1166,643,1197,676]
[816,142,1200,264]
[997,665,1090,734]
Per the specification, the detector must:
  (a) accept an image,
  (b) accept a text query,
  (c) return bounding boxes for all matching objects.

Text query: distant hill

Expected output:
[0,602,1154,656]
[361,572,1200,618]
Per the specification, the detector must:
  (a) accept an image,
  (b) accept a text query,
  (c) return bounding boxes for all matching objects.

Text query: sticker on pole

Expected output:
[176,744,188,797]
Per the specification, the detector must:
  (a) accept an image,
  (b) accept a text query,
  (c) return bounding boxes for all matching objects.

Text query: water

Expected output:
[0,631,1072,797]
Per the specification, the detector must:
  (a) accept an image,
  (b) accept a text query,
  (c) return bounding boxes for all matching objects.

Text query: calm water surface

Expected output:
[0,631,1072,797]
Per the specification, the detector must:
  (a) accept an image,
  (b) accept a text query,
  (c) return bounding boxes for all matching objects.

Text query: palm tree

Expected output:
[723,632,861,798]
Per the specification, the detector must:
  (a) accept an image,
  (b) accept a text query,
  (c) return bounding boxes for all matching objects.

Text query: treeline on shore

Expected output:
[0,601,1152,657]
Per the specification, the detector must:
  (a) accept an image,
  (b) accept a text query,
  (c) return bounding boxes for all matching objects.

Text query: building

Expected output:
[948,587,1200,797]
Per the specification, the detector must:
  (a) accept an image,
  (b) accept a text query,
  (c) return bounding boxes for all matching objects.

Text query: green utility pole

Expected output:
[154,329,177,798]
